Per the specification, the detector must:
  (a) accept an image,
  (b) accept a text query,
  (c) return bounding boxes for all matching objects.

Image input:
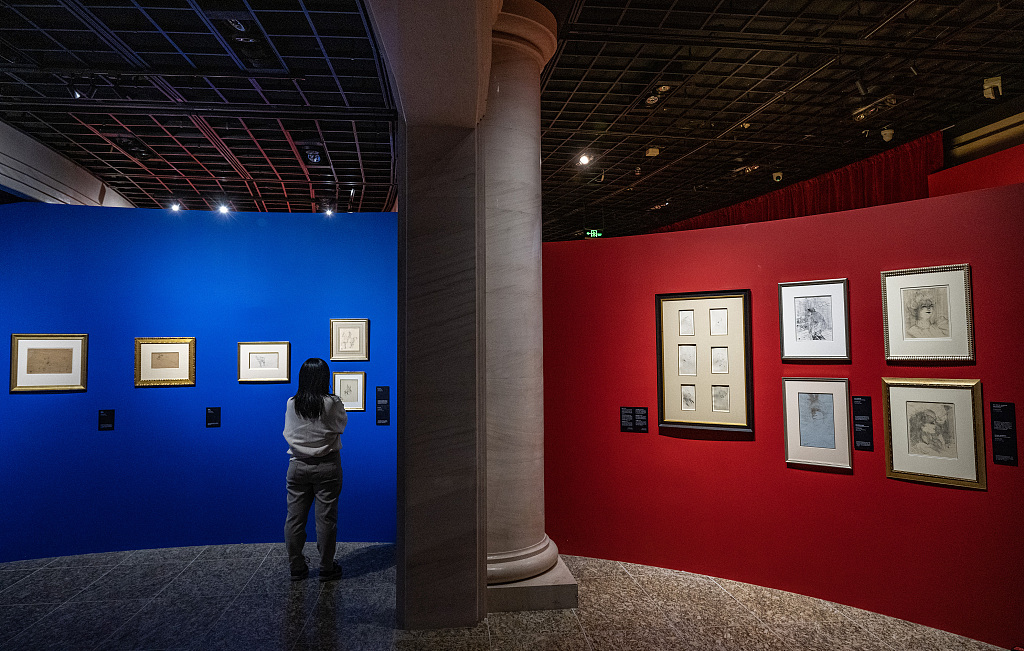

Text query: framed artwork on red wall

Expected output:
[778,278,851,362]
[782,377,852,470]
[882,377,986,490]
[655,290,753,433]
[881,264,974,362]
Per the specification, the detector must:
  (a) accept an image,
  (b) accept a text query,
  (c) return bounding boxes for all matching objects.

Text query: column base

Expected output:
[486,557,578,613]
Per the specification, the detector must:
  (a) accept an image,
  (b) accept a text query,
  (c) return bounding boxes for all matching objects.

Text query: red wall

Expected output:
[542,183,1024,648]
[929,141,1024,197]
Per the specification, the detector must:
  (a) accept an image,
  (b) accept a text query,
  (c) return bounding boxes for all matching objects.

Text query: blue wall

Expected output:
[0,203,397,561]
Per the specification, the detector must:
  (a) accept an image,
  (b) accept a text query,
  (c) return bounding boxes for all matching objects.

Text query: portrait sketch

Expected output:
[680,385,696,411]
[710,347,728,374]
[798,392,836,449]
[249,352,279,369]
[678,344,697,376]
[709,308,728,335]
[151,351,179,369]
[906,401,957,458]
[336,327,360,352]
[902,285,951,339]
[26,348,73,374]
[712,385,730,412]
[794,295,833,341]
[678,310,694,336]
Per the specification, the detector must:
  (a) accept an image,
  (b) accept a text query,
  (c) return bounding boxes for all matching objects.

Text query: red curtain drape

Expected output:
[654,131,944,232]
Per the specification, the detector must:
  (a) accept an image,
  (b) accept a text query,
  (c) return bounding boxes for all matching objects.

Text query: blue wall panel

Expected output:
[0,203,397,561]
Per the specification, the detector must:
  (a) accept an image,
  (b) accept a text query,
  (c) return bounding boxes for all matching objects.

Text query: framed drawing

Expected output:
[882,377,985,489]
[238,341,290,383]
[330,319,369,361]
[135,337,196,387]
[332,371,366,411]
[881,264,973,362]
[782,378,852,469]
[778,279,850,361]
[10,334,88,392]
[656,290,753,432]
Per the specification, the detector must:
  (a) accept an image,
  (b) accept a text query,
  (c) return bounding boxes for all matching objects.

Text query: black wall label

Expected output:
[620,407,648,433]
[98,409,115,431]
[852,396,873,451]
[206,407,221,428]
[376,386,390,426]
[991,402,1017,466]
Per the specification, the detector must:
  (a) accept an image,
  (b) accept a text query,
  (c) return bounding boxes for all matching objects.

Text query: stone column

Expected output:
[482,0,560,587]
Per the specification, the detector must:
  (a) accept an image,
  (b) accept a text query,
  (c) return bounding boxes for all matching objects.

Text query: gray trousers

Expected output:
[284,452,342,574]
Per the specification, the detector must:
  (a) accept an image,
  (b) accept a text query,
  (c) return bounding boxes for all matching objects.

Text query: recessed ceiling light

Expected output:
[170,203,180,211]
[218,205,229,214]
[579,154,591,165]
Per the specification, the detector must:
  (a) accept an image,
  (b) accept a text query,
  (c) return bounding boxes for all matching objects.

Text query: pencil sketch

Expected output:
[680,385,696,411]
[26,348,73,374]
[678,310,694,336]
[151,351,179,369]
[249,352,279,369]
[336,327,360,351]
[336,379,358,399]
[798,392,836,449]
[712,385,730,412]
[710,347,728,374]
[794,295,833,341]
[709,308,728,335]
[906,401,957,458]
[678,344,697,376]
[902,286,951,339]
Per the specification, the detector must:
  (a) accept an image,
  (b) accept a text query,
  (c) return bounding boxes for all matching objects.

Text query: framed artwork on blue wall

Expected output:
[237,341,290,383]
[333,371,366,411]
[135,337,195,387]
[330,318,369,361]
[10,333,88,392]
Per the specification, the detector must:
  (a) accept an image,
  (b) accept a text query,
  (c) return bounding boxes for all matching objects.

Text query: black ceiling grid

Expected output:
[1,1,1022,238]
[0,0,397,214]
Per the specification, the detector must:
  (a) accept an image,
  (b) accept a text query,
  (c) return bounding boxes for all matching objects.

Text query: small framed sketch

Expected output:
[882,377,985,489]
[238,341,290,383]
[881,264,973,362]
[782,378,852,470]
[332,371,366,411]
[778,279,850,361]
[656,290,753,432]
[10,334,88,392]
[135,337,196,387]
[330,319,369,361]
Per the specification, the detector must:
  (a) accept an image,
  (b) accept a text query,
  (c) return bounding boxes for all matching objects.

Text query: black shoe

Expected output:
[319,562,343,582]
[290,566,309,582]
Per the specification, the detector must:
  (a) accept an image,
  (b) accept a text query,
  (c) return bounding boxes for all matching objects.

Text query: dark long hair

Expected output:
[294,358,332,420]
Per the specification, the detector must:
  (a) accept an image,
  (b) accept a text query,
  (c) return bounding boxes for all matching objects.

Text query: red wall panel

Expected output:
[543,183,1024,648]
[929,141,1024,197]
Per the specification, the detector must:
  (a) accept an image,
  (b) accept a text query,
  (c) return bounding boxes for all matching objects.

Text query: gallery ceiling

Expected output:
[1,1,1022,239]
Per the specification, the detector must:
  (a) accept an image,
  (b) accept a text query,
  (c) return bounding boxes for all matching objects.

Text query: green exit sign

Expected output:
[586,229,603,238]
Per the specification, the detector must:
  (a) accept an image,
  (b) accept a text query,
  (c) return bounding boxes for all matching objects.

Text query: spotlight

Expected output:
[218,205,229,214]
[170,203,180,212]
[983,76,1002,100]
[579,154,590,165]
[881,128,894,142]
[325,209,333,216]
[305,148,322,164]
[773,171,783,182]
[645,147,660,157]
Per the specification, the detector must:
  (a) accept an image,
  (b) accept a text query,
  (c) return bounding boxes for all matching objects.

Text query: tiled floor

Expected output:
[0,544,1004,650]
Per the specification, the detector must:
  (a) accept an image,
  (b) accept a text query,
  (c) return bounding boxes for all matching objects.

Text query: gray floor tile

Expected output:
[486,608,583,638]
[72,561,190,602]
[0,557,55,571]
[94,594,235,650]
[45,550,134,568]
[491,630,591,651]
[715,578,847,626]
[122,546,207,565]
[157,558,262,599]
[197,542,274,561]
[561,555,628,580]
[575,575,673,632]
[0,569,36,593]
[0,565,111,605]
[3,598,148,651]
[0,603,59,645]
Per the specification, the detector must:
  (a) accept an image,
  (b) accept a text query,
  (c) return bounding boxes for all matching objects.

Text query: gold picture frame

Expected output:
[135,337,196,387]
[655,290,753,432]
[882,377,985,489]
[10,334,88,392]
[330,318,369,361]
[332,371,366,411]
